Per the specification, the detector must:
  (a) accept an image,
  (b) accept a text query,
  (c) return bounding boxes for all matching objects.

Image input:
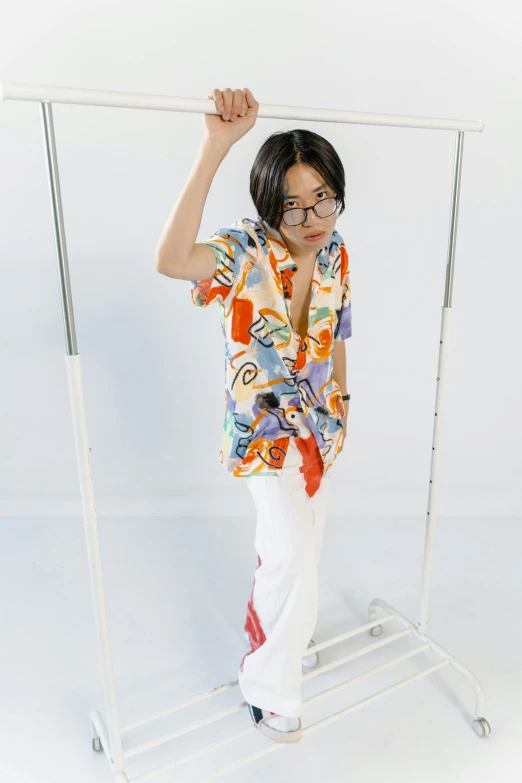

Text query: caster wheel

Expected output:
[92,737,102,751]
[370,625,383,636]
[472,718,491,737]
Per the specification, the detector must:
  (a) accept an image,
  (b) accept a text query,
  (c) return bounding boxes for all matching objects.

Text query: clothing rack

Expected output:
[0,80,490,782]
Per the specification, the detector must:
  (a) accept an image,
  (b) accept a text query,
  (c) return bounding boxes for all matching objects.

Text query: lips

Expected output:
[305,231,325,240]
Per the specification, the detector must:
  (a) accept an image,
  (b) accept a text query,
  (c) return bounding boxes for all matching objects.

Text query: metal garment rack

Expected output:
[0,81,490,781]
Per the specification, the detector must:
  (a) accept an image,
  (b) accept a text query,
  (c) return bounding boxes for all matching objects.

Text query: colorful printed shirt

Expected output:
[190,216,352,484]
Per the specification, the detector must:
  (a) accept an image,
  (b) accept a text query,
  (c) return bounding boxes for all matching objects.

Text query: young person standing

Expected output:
[155,87,352,744]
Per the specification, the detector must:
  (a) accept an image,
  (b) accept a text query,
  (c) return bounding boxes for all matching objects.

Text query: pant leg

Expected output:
[309,466,330,565]
[238,432,330,718]
[289,408,331,563]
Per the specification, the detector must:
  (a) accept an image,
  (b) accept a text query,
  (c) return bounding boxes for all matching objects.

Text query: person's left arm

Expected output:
[333,240,352,436]
[333,339,349,431]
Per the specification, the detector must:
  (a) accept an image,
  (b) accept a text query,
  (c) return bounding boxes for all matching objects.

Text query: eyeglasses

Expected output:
[282,196,339,227]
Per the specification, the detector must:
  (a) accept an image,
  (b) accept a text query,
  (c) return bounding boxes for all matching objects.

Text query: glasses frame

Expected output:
[282,195,340,227]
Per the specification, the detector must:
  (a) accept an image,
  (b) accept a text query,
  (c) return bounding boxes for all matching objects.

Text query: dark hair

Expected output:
[249,129,346,230]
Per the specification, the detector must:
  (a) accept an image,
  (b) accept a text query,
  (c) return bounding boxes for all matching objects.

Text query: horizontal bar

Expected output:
[121,613,396,734]
[303,658,450,736]
[304,613,396,655]
[305,643,433,708]
[0,81,484,132]
[120,679,238,734]
[128,722,255,783]
[124,625,411,761]
[123,702,245,760]
[370,597,485,716]
[195,659,450,783]
[303,628,414,681]
[128,642,436,783]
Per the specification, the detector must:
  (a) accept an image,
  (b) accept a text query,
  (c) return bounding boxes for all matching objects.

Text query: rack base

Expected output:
[89,597,491,783]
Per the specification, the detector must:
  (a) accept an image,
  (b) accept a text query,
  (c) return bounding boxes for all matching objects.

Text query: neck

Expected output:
[282,237,318,267]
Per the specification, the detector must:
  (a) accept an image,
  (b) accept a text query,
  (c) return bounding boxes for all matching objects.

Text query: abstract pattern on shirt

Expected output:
[190,216,352,479]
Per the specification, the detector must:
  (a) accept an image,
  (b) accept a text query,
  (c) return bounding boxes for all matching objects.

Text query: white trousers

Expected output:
[238,429,331,718]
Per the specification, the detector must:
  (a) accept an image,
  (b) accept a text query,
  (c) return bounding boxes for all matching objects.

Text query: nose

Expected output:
[302,207,320,228]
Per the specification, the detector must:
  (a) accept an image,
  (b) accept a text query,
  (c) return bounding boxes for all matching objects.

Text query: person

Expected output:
[154,87,352,744]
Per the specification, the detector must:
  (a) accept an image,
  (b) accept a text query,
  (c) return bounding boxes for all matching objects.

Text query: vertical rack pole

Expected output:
[418,130,465,634]
[39,102,125,772]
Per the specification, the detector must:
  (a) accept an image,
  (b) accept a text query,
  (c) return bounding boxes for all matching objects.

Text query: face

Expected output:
[278,162,338,260]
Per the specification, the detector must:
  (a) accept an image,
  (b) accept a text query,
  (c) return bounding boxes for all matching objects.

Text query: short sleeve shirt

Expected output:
[190,216,352,480]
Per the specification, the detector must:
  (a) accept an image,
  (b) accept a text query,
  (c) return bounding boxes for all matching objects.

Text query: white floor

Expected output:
[1,514,520,783]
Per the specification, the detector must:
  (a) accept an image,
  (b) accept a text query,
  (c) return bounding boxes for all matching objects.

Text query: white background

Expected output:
[1,3,521,783]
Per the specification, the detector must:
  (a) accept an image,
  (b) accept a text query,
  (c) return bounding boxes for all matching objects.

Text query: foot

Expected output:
[248,703,302,743]
[302,639,319,668]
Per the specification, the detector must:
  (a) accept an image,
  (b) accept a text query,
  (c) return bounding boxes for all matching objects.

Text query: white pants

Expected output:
[238,429,330,718]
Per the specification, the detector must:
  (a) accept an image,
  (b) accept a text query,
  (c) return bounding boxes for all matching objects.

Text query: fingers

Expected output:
[218,87,231,120]
[244,88,258,109]
[221,88,242,120]
[239,92,248,117]
[210,88,224,114]
[230,88,244,120]
[208,87,258,120]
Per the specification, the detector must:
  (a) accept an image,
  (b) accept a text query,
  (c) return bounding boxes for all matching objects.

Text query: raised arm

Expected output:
[154,87,259,281]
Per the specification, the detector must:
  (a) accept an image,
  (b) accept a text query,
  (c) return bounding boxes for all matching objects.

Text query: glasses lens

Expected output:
[314,197,337,218]
[282,197,338,226]
[283,208,306,226]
